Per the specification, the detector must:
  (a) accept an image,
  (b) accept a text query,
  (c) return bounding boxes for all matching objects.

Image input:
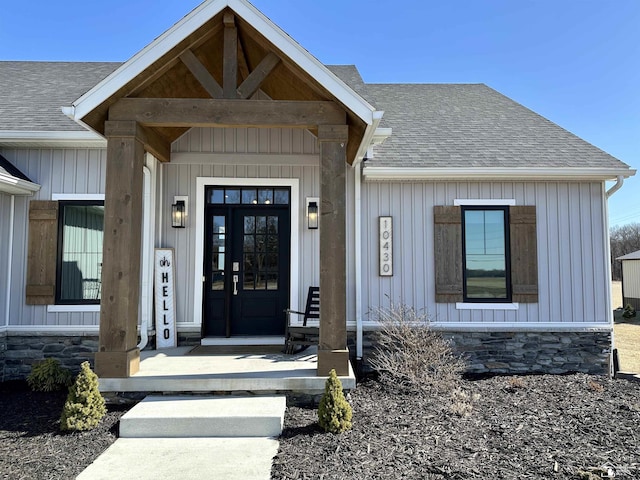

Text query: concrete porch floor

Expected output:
[98,346,356,397]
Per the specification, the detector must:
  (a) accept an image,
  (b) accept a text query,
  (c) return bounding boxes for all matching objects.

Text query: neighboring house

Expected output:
[617,250,640,311]
[0,0,635,381]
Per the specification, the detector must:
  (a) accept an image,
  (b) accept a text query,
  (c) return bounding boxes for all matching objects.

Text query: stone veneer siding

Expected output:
[2,334,99,382]
[351,329,612,376]
[1,331,203,381]
[2,328,611,381]
[0,332,6,381]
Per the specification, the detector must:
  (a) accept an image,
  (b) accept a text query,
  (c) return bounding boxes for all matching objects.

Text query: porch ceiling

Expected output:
[78,6,368,164]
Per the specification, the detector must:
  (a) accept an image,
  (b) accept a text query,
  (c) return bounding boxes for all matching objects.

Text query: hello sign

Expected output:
[154,248,177,349]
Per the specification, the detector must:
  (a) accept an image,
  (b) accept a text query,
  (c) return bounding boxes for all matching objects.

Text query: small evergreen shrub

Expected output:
[27,358,73,392]
[318,369,352,434]
[60,361,106,432]
[622,304,636,319]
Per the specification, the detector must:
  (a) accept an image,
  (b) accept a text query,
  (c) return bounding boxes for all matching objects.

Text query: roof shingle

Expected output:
[361,82,629,170]
[0,61,119,131]
[0,62,631,172]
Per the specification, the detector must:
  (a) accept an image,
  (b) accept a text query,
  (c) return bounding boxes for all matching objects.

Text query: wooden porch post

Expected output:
[94,120,145,378]
[317,124,350,376]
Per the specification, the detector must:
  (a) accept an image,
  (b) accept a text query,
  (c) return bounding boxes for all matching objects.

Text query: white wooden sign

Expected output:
[154,248,177,349]
[379,216,393,276]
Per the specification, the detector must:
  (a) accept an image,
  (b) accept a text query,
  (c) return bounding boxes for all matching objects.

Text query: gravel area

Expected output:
[0,380,127,480]
[272,374,640,479]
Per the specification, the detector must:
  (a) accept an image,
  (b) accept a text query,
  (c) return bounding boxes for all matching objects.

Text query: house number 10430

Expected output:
[379,216,393,276]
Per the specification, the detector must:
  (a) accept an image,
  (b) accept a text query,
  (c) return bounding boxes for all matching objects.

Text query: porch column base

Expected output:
[317,348,350,377]
[95,348,140,378]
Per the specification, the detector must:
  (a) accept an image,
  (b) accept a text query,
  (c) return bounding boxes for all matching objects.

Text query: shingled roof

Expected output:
[0,61,631,173]
[0,152,40,194]
[0,152,32,181]
[0,61,119,131]
[362,82,630,170]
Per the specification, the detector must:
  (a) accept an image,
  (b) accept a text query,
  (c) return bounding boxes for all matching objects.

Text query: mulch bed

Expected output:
[272,374,640,479]
[0,380,127,480]
[2,374,639,479]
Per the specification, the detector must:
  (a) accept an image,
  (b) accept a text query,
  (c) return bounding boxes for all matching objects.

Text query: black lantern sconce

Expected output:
[172,197,187,228]
[307,198,319,230]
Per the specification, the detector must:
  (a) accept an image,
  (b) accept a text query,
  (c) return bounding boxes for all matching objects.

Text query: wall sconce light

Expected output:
[172,196,188,228]
[307,197,319,230]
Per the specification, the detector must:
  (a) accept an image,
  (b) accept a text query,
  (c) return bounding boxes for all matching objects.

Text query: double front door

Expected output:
[203,186,291,337]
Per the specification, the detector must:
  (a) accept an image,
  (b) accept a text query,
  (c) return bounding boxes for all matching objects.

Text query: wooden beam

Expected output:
[237,36,251,83]
[179,50,223,99]
[110,98,347,128]
[140,125,171,163]
[96,120,145,378]
[105,120,171,163]
[223,13,238,99]
[237,52,280,99]
[127,21,224,98]
[317,124,350,377]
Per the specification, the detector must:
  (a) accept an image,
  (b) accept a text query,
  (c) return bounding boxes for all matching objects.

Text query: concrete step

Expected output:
[119,395,286,438]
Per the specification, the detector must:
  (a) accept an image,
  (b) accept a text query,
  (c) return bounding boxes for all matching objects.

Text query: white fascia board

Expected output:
[0,172,41,195]
[371,128,392,146]
[363,166,637,181]
[0,130,106,148]
[71,0,375,125]
[354,114,385,164]
[230,0,375,123]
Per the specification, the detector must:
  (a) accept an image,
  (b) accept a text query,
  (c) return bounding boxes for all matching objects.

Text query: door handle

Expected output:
[232,275,239,296]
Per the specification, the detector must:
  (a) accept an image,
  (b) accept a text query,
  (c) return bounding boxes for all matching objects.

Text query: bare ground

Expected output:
[273,374,640,479]
[613,280,640,373]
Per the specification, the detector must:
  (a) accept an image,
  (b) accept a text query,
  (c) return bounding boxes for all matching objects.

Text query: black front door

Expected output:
[203,187,291,337]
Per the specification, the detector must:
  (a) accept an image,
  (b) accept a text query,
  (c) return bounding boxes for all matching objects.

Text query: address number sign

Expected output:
[379,216,393,276]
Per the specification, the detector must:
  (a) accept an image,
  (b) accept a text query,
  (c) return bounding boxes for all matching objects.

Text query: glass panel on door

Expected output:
[211,215,226,290]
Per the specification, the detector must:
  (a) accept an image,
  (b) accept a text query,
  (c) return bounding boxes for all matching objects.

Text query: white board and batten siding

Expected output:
[1,127,355,331]
[0,147,106,329]
[162,126,357,329]
[2,139,612,333]
[361,180,610,327]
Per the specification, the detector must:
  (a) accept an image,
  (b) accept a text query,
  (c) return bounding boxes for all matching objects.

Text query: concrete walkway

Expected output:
[76,437,279,480]
[77,395,286,480]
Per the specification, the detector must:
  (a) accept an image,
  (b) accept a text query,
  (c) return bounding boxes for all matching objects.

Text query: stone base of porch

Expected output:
[1,333,98,381]
[98,346,356,406]
[353,329,612,375]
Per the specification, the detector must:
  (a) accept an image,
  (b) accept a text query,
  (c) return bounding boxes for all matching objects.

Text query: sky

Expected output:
[1,0,638,227]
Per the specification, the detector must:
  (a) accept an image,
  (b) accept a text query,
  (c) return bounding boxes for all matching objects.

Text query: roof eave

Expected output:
[617,250,640,261]
[0,130,106,148]
[354,113,386,165]
[70,0,375,127]
[362,166,637,182]
[0,172,41,195]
